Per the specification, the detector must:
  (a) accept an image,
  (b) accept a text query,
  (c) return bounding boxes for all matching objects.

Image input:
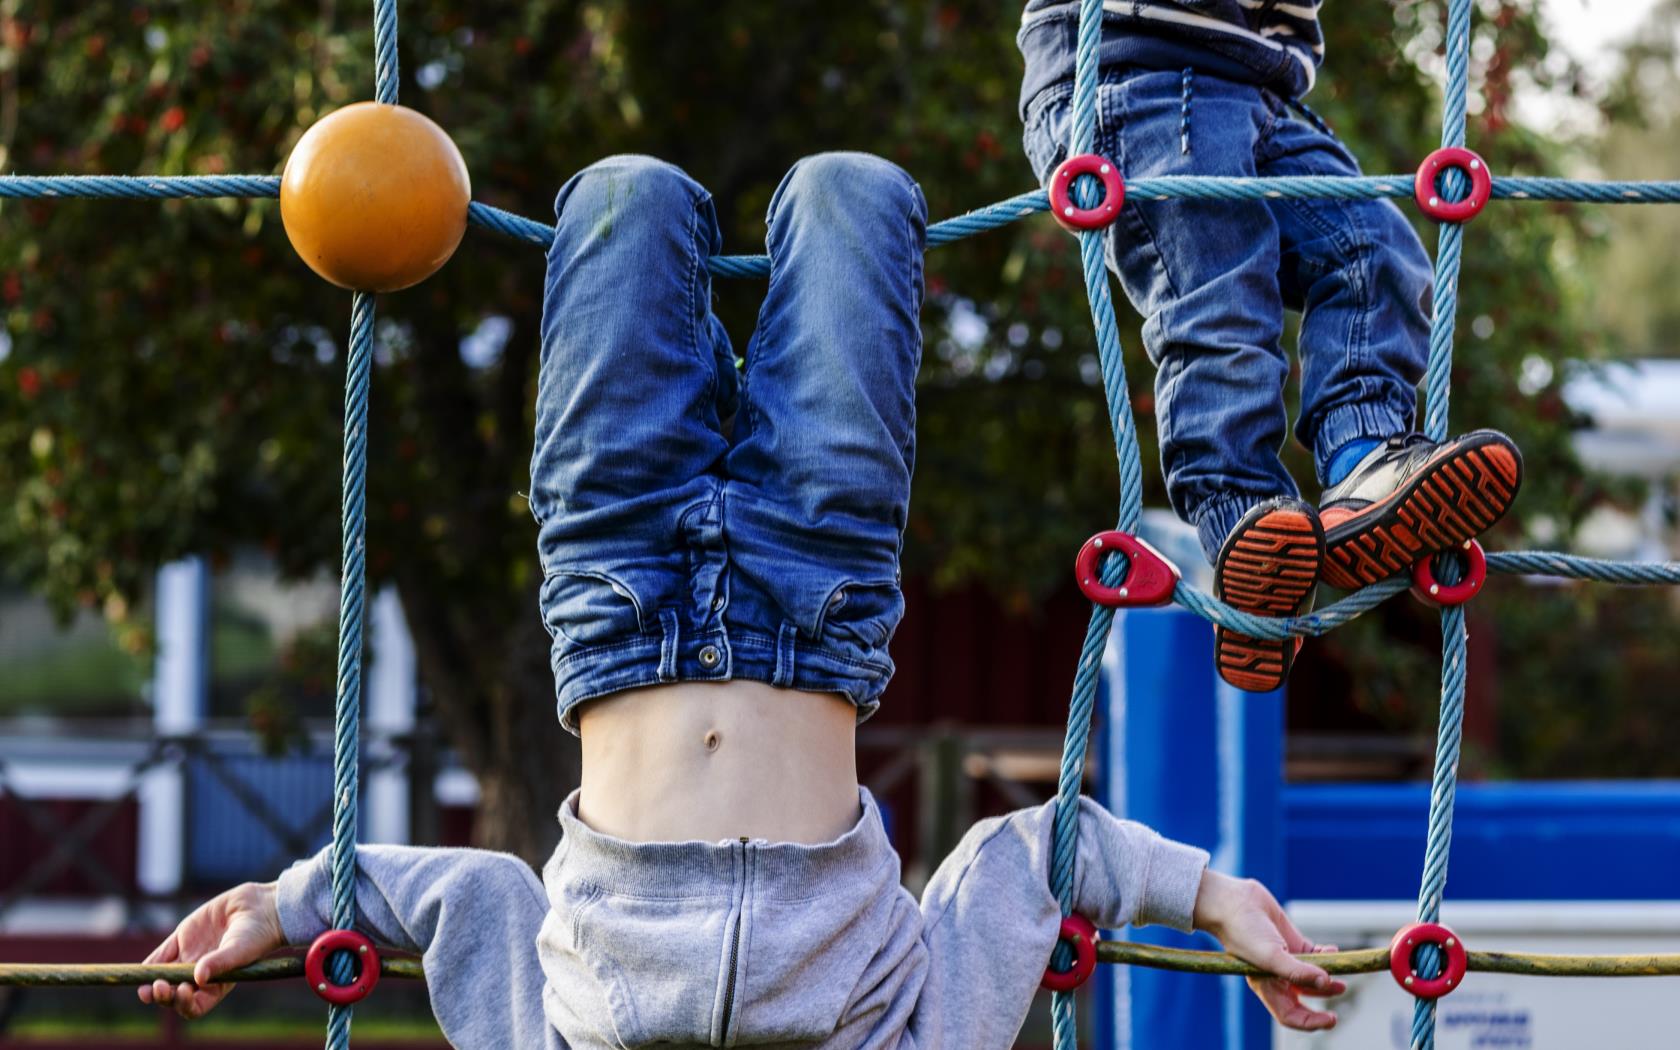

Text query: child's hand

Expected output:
[137,881,285,1020]
[1192,870,1346,1031]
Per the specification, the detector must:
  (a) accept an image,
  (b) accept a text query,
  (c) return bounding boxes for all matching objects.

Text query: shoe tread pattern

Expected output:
[1321,440,1520,590]
[1216,509,1322,693]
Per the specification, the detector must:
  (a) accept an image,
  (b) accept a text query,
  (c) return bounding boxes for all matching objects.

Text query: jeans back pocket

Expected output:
[816,580,905,653]
[540,569,647,648]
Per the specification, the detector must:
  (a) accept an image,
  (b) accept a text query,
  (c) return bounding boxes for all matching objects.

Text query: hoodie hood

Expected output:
[538,788,923,1048]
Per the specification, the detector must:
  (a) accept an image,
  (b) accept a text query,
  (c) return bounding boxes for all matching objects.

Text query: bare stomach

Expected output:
[576,681,861,845]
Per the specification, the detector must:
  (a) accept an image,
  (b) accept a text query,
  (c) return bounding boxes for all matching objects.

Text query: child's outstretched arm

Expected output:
[136,880,285,1020]
[137,846,566,1050]
[1190,862,1347,1029]
[910,797,1342,1048]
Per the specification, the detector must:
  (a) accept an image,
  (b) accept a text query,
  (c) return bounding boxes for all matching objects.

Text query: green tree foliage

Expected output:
[1469,4,1680,780]
[1593,0,1680,360]
[1,0,1674,861]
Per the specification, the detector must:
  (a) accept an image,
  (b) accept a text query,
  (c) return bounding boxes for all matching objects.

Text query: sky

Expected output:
[1518,0,1667,132]
[1541,0,1661,70]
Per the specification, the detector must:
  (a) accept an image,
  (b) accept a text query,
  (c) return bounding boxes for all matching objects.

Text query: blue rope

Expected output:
[0,175,282,198]
[466,201,552,246]
[373,0,400,107]
[1495,177,1680,202]
[323,291,375,1050]
[7,173,1680,272]
[320,3,400,1047]
[1163,552,1680,641]
[10,173,1680,210]
[1175,576,1412,640]
[1409,0,1475,1043]
[1486,551,1680,584]
[1046,0,1130,1044]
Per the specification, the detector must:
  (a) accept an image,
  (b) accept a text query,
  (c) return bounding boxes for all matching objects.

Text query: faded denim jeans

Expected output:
[530,154,928,731]
[1023,70,1433,561]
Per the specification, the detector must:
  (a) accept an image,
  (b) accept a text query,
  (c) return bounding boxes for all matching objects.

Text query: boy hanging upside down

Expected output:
[1020,0,1524,692]
[137,151,1346,1045]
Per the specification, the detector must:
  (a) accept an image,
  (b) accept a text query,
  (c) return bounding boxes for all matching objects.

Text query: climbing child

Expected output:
[138,153,1347,1044]
[1018,1,1525,692]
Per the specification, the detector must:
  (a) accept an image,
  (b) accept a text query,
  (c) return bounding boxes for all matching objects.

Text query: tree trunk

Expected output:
[470,608,580,863]
[397,574,579,866]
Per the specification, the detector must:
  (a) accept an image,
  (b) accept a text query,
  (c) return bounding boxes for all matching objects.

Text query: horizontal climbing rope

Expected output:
[9,172,1680,205]
[0,957,424,988]
[1097,941,1680,980]
[1168,549,1680,642]
[8,173,1680,267]
[11,934,1680,987]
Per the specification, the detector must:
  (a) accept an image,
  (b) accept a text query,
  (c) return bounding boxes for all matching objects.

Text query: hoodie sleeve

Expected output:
[276,844,567,1050]
[908,796,1209,1050]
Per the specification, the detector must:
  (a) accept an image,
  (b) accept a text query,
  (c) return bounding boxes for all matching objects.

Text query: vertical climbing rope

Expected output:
[325,293,374,1050]
[373,0,400,108]
[322,3,400,1047]
[1409,0,1475,1045]
[1045,0,1484,1044]
[1048,0,1151,1046]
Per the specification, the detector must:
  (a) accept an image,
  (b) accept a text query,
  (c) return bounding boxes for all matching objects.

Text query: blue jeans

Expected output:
[1022,71,1432,562]
[530,154,928,731]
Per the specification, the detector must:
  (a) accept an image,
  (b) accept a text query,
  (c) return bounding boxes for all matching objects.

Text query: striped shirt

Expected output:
[1018,0,1325,115]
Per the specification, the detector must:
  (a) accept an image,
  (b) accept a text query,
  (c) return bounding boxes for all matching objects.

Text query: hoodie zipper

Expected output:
[718,837,750,1045]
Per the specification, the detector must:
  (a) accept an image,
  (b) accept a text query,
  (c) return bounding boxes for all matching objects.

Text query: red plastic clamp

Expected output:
[1041,913,1100,992]
[1048,153,1125,232]
[304,929,381,1007]
[1410,539,1487,608]
[1389,922,1468,1000]
[1414,147,1492,223]
[1075,531,1181,608]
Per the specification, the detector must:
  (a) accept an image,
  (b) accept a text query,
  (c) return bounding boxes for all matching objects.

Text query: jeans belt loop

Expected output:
[772,622,798,688]
[658,608,680,682]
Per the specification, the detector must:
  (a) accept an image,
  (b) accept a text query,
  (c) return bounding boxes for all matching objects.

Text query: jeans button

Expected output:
[698,644,721,668]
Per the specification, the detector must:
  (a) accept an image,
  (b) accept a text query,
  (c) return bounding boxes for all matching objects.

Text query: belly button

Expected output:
[704,730,722,753]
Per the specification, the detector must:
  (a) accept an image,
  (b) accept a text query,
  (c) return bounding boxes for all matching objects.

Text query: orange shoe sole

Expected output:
[1215,504,1323,693]
[1321,432,1522,590]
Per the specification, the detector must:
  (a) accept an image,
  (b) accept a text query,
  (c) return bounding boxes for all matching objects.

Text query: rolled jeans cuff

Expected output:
[1192,491,1273,567]
[1311,400,1415,487]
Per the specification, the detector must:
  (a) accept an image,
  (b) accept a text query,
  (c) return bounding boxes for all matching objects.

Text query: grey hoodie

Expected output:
[277,789,1208,1049]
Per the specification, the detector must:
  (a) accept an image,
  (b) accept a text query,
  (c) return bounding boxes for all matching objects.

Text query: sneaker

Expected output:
[1320,430,1523,590]
[1213,497,1324,693]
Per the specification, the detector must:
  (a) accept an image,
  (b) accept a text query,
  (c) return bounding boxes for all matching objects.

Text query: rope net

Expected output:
[2,1,1679,1048]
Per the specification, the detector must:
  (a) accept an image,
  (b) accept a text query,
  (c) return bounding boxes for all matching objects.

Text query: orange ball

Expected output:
[280,102,471,292]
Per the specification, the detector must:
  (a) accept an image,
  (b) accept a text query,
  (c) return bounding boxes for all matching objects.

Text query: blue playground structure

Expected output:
[1094,552,1680,1048]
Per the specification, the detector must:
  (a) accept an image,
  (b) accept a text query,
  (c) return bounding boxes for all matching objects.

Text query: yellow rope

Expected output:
[1100,940,1680,978]
[6,940,1678,988]
[0,957,424,987]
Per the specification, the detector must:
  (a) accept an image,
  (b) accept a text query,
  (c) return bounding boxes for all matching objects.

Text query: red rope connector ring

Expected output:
[1048,153,1125,232]
[1414,146,1492,223]
[1075,530,1181,608]
[1410,539,1488,608]
[1041,913,1100,992]
[304,929,381,1007]
[1389,922,1468,1000]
